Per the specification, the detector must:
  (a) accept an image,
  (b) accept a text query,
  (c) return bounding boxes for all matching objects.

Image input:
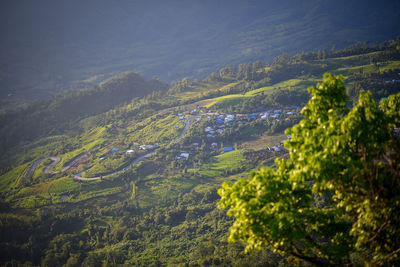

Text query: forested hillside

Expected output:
[1,0,399,112]
[0,72,167,162]
[0,37,399,266]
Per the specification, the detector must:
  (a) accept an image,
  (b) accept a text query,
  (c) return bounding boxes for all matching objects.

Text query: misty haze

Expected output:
[0,0,399,266]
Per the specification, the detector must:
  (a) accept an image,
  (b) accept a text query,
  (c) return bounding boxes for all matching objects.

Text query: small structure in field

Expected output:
[126,150,136,156]
[180,153,189,159]
[223,147,235,152]
[271,146,281,152]
[205,126,214,132]
[140,145,155,150]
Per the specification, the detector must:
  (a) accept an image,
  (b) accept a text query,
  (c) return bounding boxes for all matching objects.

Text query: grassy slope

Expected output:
[0,72,166,164]
[0,48,400,266]
[0,161,32,191]
[126,114,181,144]
[50,127,109,172]
[203,52,400,109]
[2,51,400,197]
[198,150,248,177]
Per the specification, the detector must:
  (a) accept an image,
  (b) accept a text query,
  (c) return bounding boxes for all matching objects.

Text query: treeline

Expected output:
[347,69,400,101]
[195,34,400,86]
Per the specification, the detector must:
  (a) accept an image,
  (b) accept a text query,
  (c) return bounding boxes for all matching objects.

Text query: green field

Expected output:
[126,114,181,144]
[49,177,81,194]
[198,150,248,177]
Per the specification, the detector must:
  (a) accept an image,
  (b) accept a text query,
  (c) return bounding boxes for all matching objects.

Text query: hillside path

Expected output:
[175,115,198,144]
[74,151,156,181]
[61,152,88,172]
[43,157,61,174]
[31,113,198,181]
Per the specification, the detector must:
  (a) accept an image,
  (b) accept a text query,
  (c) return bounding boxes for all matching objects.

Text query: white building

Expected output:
[216,129,225,134]
[126,150,136,155]
[204,126,214,132]
[180,153,189,159]
[140,145,155,150]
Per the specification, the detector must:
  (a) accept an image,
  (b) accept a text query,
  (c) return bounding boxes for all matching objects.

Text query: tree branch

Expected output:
[290,245,332,266]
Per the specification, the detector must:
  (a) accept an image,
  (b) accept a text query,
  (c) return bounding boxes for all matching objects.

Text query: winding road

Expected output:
[43,157,61,174]
[30,114,198,181]
[175,115,198,144]
[74,151,156,181]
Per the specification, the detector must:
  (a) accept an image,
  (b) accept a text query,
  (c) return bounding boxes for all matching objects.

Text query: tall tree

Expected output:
[219,74,400,266]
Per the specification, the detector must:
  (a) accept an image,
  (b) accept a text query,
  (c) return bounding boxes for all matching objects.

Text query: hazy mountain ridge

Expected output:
[0,0,399,111]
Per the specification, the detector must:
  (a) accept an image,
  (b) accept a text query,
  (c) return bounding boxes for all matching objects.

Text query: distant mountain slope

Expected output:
[0,72,167,153]
[0,0,399,110]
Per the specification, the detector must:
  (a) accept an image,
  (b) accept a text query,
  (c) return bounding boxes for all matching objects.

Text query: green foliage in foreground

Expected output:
[219,74,400,266]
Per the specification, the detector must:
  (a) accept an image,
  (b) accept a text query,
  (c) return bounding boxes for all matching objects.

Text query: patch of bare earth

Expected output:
[69,154,93,171]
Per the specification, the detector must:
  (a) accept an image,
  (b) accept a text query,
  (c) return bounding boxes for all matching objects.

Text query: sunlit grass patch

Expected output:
[0,161,33,191]
[199,150,248,177]
[49,176,81,194]
[127,114,181,144]
[74,187,123,202]
[204,94,250,108]
[239,133,287,150]
[51,133,107,172]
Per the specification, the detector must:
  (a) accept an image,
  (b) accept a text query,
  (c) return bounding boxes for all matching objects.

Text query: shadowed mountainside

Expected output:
[0,0,399,110]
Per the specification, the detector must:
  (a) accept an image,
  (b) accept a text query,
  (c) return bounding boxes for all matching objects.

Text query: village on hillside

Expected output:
[30,103,301,181]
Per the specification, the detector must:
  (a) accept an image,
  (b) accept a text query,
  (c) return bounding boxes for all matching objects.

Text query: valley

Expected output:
[0,39,400,266]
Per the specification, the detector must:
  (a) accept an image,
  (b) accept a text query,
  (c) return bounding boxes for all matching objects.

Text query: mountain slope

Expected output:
[0,72,167,155]
[0,39,400,266]
[0,0,399,110]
